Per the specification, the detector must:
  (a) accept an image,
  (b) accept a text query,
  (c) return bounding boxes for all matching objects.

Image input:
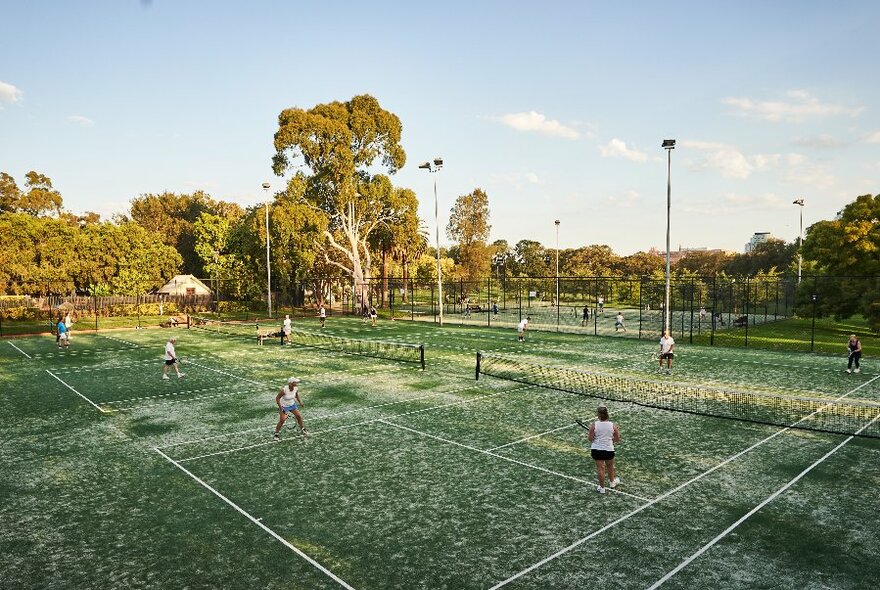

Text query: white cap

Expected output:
[287,376,301,384]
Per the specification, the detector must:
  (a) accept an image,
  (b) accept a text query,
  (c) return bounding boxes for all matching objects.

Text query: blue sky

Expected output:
[1,1,878,255]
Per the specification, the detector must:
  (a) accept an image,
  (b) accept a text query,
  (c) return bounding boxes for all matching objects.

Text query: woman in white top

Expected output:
[162,337,185,380]
[588,405,621,494]
[273,377,307,441]
[282,315,292,344]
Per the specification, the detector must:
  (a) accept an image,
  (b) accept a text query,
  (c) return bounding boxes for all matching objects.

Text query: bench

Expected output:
[734,315,748,327]
[258,327,281,345]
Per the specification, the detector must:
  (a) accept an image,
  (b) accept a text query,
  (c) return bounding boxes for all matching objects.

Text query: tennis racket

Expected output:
[575,418,591,430]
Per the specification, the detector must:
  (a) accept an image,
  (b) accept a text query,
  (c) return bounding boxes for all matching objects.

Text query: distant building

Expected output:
[157,274,212,296]
[651,246,735,264]
[744,232,772,253]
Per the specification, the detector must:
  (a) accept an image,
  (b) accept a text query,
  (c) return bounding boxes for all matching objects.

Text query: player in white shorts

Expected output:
[273,377,307,440]
[517,316,530,342]
[319,305,327,328]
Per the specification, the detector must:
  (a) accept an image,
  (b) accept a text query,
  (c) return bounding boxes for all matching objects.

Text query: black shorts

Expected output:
[660,352,674,360]
[165,359,176,366]
[591,449,615,461]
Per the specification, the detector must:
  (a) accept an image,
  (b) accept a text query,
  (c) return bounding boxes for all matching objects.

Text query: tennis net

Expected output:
[475,352,880,438]
[189,316,425,369]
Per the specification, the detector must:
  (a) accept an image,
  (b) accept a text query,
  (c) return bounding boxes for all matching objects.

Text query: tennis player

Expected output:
[847,334,862,374]
[64,312,72,341]
[369,305,378,326]
[517,316,530,342]
[659,330,675,373]
[282,314,292,344]
[582,305,589,326]
[273,376,307,441]
[319,305,327,328]
[162,337,185,380]
[588,405,620,494]
[597,296,604,314]
[56,318,69,348]
[615,312,626,332]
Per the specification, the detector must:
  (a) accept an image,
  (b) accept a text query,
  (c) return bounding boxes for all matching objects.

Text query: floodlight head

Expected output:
[792,199,805,206]
[662,139,676,149]
[418,162,431,170]
[433,157,443,167]
[262,182,271,190]
[554,220,560,226]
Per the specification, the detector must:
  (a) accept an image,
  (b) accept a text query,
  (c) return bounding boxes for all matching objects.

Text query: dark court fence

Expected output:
[1,275,871,354]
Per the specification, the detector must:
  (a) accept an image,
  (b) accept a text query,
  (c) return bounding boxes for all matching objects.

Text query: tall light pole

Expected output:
[793,199,804,284]
[419,157,444,326]
[262,182,272,318]
[662,139,676,334]
[554,220,560,328]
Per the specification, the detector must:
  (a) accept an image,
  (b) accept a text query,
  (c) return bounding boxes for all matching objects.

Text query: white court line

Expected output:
[186,360,266,387]
[487,423,580,451]
[176,386,532,462]
[45,369,109,414]
[380,420,649,502]
[646,410,880,589]
[8,341,32,358]
[487,373,880,589]
[649,423,879,586]
[154,448,355,589]
[156,382,485,450]
[96,333,141,348]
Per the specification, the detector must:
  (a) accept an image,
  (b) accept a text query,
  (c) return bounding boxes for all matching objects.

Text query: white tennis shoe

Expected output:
[596,486,606,494]
[610,477,620,489]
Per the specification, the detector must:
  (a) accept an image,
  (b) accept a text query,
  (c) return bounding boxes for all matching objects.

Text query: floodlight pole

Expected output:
[555,220,560,330]
[662,139,676,334]
[793,199,804,284]
[262,182,272,318]
[420,158,444,326]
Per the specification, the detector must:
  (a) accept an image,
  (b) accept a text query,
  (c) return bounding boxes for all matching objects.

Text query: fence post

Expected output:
[710,276,716,346]
[638,278,643,340]
[137,294,141,329]
[487,277,491,327]
[689,278,694,344]
[810,277,818,352]
[744,276,750,348]
[94,295,98,332]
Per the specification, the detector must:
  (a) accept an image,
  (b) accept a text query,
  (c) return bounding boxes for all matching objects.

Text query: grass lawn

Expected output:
[2,318,879,588]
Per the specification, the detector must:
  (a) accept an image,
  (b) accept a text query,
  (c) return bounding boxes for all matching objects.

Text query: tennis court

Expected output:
[2,318,878,589]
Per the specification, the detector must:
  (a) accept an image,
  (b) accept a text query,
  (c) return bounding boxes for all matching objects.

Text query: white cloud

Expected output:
[494,111,580,139]
[0,80,23,107]
[863,131,880,143]
[722,90,863,123]
[598,138,647,162]
[67,115,95,127]
[489,171,542,191]
[793,134,843,149]
[682,140,780,179]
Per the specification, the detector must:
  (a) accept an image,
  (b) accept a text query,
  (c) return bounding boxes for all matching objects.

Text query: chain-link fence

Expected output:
[1,275,872,354]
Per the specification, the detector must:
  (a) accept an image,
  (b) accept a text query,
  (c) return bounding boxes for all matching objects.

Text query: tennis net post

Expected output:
[475,351,482,381]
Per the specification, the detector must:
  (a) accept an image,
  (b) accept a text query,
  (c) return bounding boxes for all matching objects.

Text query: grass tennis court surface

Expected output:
[2,319,878,589]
